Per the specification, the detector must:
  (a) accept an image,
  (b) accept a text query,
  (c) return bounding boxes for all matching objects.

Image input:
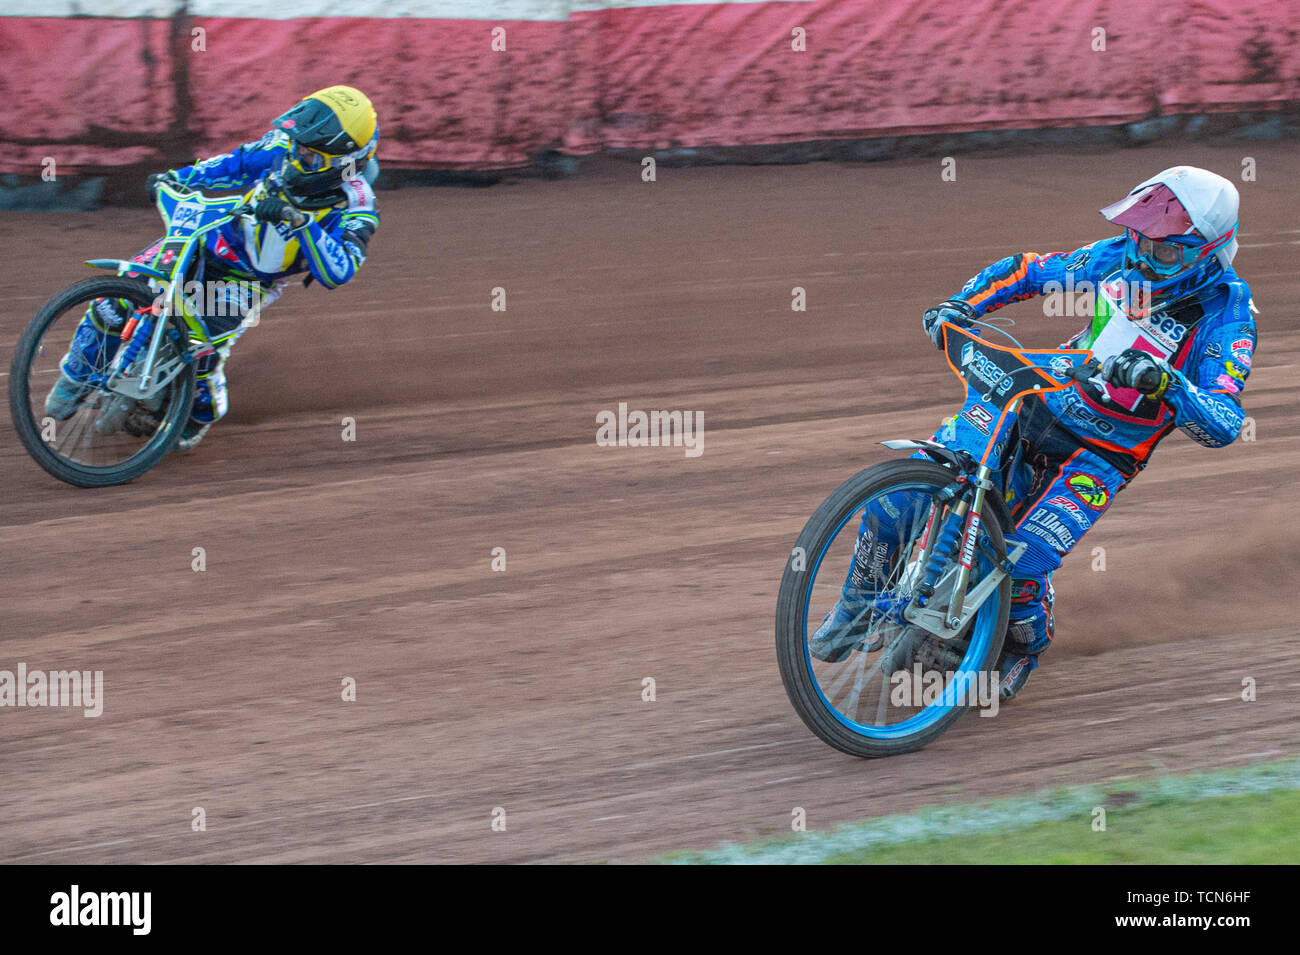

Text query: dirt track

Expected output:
[2,144,1298,863]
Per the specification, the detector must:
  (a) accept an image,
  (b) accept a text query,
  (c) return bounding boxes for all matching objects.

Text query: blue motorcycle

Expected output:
[775,321,1114,756]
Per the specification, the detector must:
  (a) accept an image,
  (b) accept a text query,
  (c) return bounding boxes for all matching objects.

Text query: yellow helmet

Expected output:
[273,85,379,207]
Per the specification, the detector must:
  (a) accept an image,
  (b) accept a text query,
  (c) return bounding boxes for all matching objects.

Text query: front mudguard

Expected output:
[86,258,168,280]
[880,438,975,473]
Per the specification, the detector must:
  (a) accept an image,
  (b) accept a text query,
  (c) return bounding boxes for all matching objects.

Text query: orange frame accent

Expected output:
[940,323,1093,468]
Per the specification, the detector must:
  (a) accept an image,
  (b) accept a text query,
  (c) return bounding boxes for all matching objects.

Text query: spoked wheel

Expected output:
[776,459,1011,757]
[8,276,195,487]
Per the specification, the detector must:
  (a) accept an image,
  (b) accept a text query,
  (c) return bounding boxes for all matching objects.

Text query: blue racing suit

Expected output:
[853,236,1256,672]
[61,129,378,425]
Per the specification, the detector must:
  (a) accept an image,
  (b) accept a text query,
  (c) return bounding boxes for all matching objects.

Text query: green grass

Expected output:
[822,789,1300,864]
[659,757,1300,864]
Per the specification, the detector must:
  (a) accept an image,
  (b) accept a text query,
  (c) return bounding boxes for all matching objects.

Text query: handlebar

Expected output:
[1133,366,1164,393]
[1066,359,1101,382]
[1066,356,1163,394]
[173,187,298,226]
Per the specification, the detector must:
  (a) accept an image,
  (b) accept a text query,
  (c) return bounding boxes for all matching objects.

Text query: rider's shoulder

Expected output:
[1203,271,1255,322]
[1088,234,1127,260]
[1060,235,1125,272]
[249,129,290,153]
[1190,275,1256,352]
[1220,270,1253,304]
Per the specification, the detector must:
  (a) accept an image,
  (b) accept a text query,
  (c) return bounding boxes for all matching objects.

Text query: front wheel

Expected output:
[8,276,195,488]
[776,459,1011,758]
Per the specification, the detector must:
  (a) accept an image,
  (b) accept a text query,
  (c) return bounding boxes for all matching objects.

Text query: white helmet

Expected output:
[1131,166,1238,266]
[1100,166,1240,298]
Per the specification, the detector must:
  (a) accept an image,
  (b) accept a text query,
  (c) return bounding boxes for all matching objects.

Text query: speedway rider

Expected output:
[814,166,1256,700]
[44,85,380,450]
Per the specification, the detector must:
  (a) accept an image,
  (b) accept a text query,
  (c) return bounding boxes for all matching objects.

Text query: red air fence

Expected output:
[1,1,1297,173]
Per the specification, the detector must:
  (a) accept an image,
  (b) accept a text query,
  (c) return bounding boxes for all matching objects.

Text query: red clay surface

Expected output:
[1,144,1298,863]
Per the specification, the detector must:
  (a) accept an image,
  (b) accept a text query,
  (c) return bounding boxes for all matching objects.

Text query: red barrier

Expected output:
[1,2,1298,174]
[561,0,1300,152]
[184,17,574,167]
[0,16,176,171]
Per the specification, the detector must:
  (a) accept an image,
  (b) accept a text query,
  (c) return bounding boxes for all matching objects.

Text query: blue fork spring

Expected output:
[116,317,156,369]
[919,511,966,594]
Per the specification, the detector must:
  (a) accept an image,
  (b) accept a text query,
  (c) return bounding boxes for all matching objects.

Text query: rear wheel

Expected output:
[8,276,195,487]
[776,459,1011,757]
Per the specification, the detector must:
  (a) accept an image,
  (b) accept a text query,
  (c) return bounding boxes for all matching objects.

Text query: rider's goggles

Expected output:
[1124,225,1234,276]
[287,140,346,173]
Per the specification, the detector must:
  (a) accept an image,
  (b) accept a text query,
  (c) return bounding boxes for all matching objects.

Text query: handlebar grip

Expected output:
[1135,367,1163,394]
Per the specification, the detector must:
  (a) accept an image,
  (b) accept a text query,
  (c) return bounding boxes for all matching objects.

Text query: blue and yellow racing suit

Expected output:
[171,129,379,294]
[61,129,378,425]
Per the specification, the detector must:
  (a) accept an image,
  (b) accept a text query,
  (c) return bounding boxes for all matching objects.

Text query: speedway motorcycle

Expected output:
[774,321,1155,757]
[8,180,283,487]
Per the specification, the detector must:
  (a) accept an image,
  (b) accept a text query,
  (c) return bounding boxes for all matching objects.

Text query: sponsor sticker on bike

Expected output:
[959,341,1013,396]
[1049,355,1075,379]
[961,404,994,434]
[959,513,981,569]
[213,235,240,263]
[170,199,205,230]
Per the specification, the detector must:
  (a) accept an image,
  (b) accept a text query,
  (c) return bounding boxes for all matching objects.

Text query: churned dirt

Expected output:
[1,143,1297,863]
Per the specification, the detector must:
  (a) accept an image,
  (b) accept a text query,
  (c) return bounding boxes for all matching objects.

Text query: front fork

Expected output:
[908,400,1024,637]
[914,473,991,605]
[935,475,990,627]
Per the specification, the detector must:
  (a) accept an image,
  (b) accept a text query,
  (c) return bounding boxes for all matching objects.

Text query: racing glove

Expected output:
[145,171,179,203]
[1101,348,1172,399]
[253,197,307,228]
[922,299,978,351]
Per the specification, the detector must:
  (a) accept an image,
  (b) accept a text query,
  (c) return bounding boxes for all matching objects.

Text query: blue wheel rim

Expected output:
[802,481,999,739]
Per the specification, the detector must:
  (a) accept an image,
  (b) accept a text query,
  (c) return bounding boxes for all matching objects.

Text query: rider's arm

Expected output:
[1160,282,1257,448]
[172,131,285,191]
[294,177,379,290]
[954,237,1123,317]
